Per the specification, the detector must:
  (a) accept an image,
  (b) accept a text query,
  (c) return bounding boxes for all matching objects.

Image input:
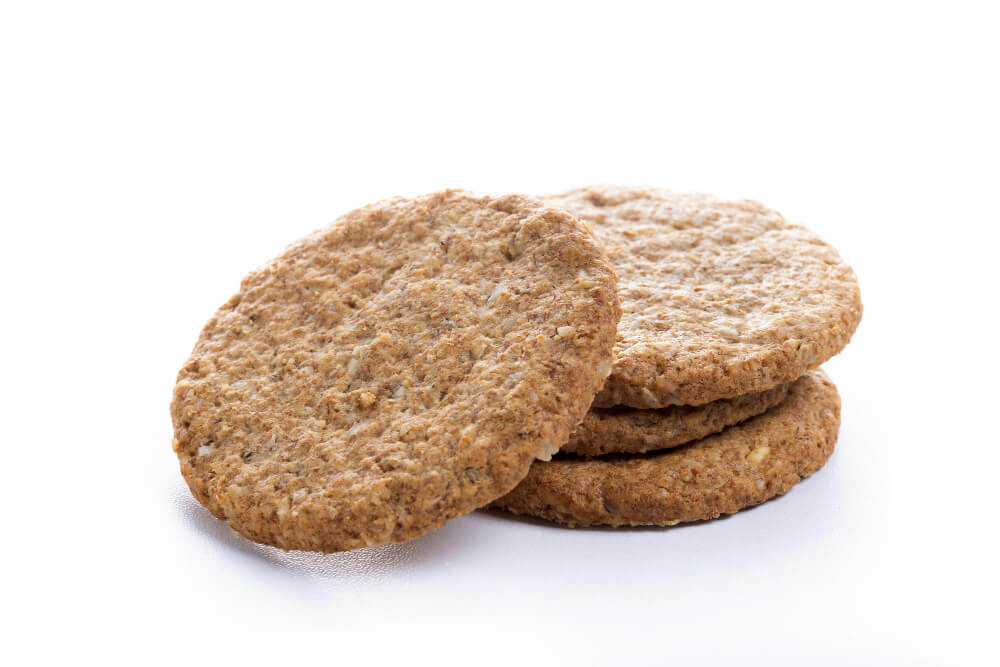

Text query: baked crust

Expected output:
[171,190,621,552]
[491,371,839,527]
[545,187,862,407]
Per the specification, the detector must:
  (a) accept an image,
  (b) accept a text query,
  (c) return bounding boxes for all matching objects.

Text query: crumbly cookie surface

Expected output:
[490,371,839,527]
[171,190,621,552]
[545,187,862,407]
[564,382,789,456]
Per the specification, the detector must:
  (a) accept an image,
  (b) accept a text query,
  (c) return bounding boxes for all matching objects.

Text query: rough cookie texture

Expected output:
[171,190,621,552]
[491,371,839,527]
[545,187,862,407]
[564,382,789,456]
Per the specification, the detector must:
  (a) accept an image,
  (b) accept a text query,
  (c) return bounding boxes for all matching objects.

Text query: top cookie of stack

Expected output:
[545,186,862,409]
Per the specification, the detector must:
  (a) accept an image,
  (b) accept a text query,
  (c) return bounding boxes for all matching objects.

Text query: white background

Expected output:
[3,2,998,665]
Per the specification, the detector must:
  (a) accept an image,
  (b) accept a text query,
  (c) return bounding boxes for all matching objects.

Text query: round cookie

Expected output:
[171,190,621,552]
[544,186,862,408]
[490,370,839,527]
[564,382,790,456]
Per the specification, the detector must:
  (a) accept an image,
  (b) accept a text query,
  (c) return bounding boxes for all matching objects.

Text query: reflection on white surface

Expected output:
[168,456,841,583]
[172,485,443,582]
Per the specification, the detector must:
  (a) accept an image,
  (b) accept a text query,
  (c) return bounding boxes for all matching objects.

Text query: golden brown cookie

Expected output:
[564,382,790,456]
[171,190,621,552]
[544,186,862,408]
[491,370,839,527]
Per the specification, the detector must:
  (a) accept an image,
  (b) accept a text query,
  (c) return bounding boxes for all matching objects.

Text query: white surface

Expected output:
[3,2,998,665]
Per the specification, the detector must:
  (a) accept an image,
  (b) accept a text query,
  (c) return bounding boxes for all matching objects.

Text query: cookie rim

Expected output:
[564,382,791,456]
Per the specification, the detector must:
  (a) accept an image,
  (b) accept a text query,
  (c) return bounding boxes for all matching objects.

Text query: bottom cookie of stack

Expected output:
[489,370,839,527]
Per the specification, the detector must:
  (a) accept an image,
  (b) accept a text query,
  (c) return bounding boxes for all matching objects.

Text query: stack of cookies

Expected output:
[171,187,861,552]
[490,187,860,526]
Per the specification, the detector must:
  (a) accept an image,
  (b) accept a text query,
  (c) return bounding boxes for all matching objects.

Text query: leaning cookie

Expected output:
[544,187,862,408]
[490,371,838,527]
[563,382,790,456]
[171,190,621,552]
